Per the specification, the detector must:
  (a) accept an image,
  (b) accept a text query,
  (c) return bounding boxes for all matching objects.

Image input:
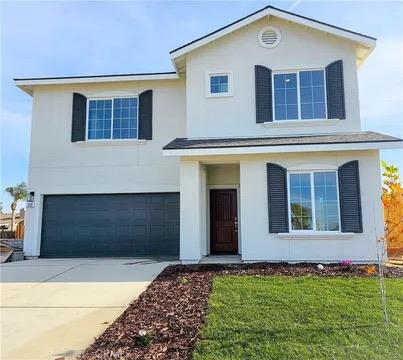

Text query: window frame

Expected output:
[205,70,233,98]
[85,95,139,141]
[287,170,341,233]
[272,68,328,122]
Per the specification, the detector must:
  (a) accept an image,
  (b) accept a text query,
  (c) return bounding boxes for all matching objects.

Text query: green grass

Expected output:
[193,276,403,360]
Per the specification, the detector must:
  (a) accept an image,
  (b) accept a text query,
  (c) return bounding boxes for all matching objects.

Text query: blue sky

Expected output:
[1,1,402,211]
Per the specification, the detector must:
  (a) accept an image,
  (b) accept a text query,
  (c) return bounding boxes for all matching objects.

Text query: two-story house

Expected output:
[15,5,402,263]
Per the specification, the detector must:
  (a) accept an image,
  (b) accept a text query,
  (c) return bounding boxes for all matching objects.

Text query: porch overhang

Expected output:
[162,131,402,157]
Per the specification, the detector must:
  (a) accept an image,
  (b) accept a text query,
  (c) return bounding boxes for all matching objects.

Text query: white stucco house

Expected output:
[16,5,402,263]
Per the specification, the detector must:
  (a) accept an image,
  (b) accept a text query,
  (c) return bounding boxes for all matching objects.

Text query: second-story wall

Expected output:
[185,16,361,138]
[28,79,186,195]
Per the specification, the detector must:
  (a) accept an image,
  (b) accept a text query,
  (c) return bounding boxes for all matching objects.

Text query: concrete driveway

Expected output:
[0,258,175,360]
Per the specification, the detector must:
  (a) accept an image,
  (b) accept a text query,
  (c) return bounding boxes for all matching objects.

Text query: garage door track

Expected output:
[1,258,175,359]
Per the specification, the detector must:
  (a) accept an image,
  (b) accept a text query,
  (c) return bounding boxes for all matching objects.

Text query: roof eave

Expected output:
[14,72,179,94]
[16,85,34,96]
[162,141,403,157]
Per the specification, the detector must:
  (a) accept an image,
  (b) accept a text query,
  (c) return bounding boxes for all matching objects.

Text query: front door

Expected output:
[210,189,238,254]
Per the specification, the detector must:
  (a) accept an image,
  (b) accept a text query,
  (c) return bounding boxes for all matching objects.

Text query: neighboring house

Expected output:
[15,5,402,263]
[0,210,24,230]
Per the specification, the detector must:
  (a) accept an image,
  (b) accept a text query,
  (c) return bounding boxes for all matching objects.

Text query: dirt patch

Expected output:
[79,263,402,360]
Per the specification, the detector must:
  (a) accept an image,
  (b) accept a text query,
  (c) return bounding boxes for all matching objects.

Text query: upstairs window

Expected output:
[273,73,298,120]
[206,71,233,97]
[274,70,327,121]
[87,97,138,140]
[300,70,326,119]
[210,75,228,94]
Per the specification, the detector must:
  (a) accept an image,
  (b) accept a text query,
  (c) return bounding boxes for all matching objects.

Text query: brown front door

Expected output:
[210,189,238,254]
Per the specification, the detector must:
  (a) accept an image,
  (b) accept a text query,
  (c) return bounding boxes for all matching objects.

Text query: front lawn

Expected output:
[193,276,403,360]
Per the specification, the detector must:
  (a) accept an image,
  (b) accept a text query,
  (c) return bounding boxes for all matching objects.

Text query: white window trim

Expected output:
[205,70,233,98]
[85,95,139,142]
[76,139,146,146]
[262,119,341,127]
[278,232,354,240]
[287,169,341,233]
[272,68,328,122]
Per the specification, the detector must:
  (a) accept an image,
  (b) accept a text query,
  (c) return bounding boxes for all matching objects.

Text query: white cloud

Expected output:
[288,0,303,11]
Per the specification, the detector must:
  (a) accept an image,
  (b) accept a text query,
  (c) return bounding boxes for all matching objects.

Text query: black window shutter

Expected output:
[138,90,153,140]
[267,163,289,233]
[338,160,363,233]
[71,93,87,142]
[255,65,273,123]
[326,60,346,119]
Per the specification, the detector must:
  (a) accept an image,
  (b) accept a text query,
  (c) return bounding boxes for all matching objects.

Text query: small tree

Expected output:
[381,161,403,256]
[377,161,403,324]
[5,182,27,231]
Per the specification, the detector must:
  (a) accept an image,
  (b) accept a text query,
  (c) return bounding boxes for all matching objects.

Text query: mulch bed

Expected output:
[79,263,402,360]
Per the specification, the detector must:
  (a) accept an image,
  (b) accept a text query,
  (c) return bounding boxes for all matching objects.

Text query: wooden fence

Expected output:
[16,220,24,239]
[0,220,25,239]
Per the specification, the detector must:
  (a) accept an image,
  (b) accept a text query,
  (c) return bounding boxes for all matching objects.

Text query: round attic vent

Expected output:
[258,27,281,48]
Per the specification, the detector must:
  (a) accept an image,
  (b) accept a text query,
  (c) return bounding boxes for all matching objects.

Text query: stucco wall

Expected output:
[178,150,383,263]
[179,160,207,262]
[239,150,383,262]
[186,16,361,138]
[24,79,186,256]
[206,164,240,185]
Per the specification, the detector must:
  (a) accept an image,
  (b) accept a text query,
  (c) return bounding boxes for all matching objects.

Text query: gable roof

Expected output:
[170,5,376,69]
[15,4,377,95]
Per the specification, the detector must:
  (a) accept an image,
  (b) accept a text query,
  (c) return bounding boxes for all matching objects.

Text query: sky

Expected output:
[1,0,402,211]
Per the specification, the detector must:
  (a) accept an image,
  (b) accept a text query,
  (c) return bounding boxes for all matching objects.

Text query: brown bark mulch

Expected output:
[79,263,402,360]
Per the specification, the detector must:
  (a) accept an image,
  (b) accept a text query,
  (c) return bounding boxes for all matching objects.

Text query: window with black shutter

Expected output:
[267,163,289,233]
[138,89,153,140]
[255,65,273,123]
[326,60,346,119]
[338,160,363,232]
[71,93,87,142]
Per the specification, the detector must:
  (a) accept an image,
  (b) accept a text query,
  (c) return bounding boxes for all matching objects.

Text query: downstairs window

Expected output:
[288,171,340,232]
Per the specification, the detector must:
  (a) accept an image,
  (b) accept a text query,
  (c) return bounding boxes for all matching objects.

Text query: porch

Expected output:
[179,161,241,264]
[173,148,384,264]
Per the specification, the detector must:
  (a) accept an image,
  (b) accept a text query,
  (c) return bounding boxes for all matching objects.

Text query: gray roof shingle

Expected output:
[163,131,402,150]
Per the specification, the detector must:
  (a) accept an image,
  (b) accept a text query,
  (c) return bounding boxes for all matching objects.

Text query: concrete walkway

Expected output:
[1,258,175,360]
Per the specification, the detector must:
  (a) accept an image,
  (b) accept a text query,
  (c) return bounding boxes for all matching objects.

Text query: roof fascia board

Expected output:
[162,141,403,157]
[170,9,271,59]
[170,7,375,60]
[14,72,179,87]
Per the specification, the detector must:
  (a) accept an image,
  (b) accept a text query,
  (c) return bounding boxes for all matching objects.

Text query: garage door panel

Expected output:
[150,224,165,237]
[166,208,180,221]
[40,193,179,258]
[149,194,165,204]
[167,223,180,237]
[150,208,165,220]
[149,241,178,256]
[133,208,148,220]
[133,224,148,237]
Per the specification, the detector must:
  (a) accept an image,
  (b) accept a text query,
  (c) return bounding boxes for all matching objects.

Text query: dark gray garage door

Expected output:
[40,193,179,258]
